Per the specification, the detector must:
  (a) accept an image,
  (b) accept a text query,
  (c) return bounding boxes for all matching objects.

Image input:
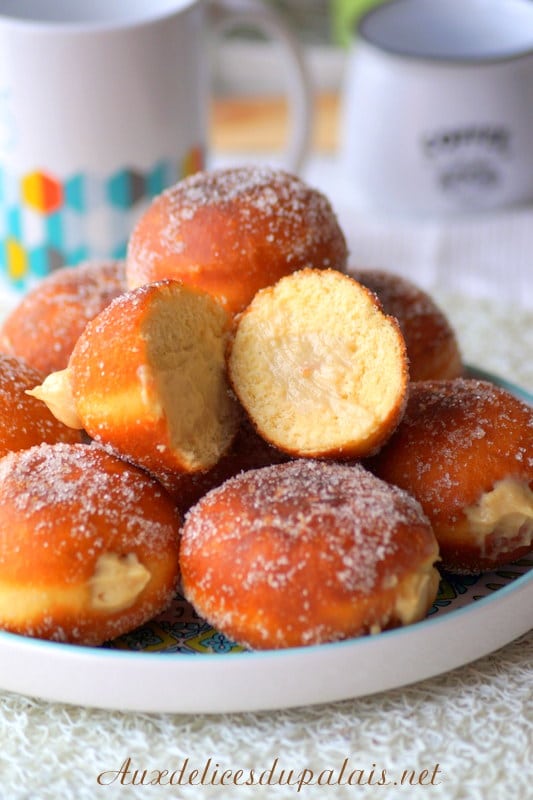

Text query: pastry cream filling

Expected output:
[464,478,533,550]
[260,330,376,425]
[369,559,440,635]
[26,368,84,429]
[392,560,440,627]
[143,294,238,470]
[89,552,150,613]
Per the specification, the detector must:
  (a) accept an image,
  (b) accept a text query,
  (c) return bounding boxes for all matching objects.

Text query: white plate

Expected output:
[0,367,531,714]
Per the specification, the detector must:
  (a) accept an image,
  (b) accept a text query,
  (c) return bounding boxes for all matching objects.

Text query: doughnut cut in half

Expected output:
[29,280,240,476]
[228,268,409,459]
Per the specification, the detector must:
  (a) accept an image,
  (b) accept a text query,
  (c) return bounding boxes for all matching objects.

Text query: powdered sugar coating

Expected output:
[0,442,180,580]
[0,260,126,374]
[126,166,348,314]
[0,442,181,644]
[370,378,533,520]
[181,460,438,648]
[158,166,344,264]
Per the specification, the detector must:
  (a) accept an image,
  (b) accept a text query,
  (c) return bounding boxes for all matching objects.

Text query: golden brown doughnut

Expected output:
[0,352,82,457]
[180,459,440,650]
[348,268,462,381]
[228,268,409,459]
[369,378,533,573]
[126,166,348,315]
[28,280,240,477]
[0,443,181,645]
[0,260,126,375]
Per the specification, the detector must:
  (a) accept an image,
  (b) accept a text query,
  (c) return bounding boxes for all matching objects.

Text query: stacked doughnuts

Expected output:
[0,164,530,652]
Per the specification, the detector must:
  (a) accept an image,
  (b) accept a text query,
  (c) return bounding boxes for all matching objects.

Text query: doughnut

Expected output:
[368,378,533,573]
[228,268,409,458]
[0,352,82,457]
[0,443,181,645]
[28,280,240,477]
[180,459,440,649]
[0,260,126,375]
[348,268,463,381]
[126,166,348,315]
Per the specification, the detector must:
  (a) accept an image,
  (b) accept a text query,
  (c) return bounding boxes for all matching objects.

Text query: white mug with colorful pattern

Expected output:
[0,0,312,300]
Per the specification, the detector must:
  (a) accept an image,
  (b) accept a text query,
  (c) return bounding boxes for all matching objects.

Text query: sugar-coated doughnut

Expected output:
[180,460,440,649]
[349,268,463,381]
[228,268,409,459]
[28,280,240,477]
[0,443,181,645]
[0,352,82,457]
[126,166,348,315]
[0,260,126,375]
[369,378,533,573]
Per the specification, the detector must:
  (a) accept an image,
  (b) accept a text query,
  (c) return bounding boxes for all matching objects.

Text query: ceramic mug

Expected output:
[0,0,312,297]
[340,0,533,216]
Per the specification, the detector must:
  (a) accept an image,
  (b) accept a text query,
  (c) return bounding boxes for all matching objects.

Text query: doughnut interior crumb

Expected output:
[228,268,408,457]
[141,288,239,470]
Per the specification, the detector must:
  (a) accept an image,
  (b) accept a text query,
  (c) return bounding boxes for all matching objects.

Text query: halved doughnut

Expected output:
[228,268,409,458]
[28,280,240,477]
[349,268,463,381]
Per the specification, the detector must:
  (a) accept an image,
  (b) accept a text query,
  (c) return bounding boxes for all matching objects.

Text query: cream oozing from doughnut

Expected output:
[0,443,181,645]
[180,460,440,649]
[368,378,533,573]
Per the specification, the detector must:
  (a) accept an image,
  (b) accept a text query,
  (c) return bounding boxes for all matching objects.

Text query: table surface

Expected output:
[0,97,532,800]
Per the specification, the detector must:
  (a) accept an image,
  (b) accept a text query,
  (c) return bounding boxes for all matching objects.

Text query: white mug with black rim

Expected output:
[340,0,533,216]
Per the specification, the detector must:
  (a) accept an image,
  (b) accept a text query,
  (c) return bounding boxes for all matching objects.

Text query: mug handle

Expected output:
[209,0,313,174]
